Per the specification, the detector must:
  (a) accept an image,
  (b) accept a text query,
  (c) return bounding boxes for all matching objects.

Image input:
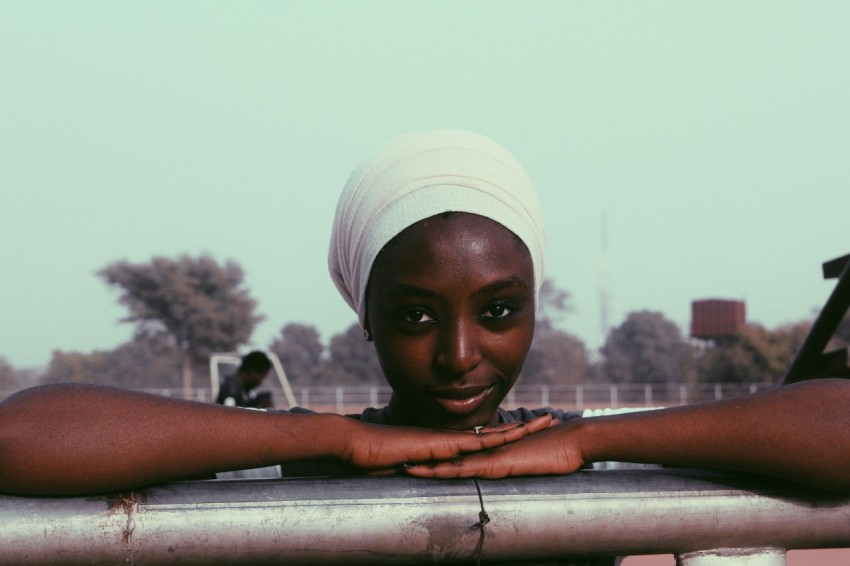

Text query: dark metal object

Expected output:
[782,253,850,384]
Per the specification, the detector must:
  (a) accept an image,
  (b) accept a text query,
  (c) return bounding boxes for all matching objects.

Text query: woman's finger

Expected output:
[413,415,552,463]
[403,456,485,479]
[470,422,523,435]
[477,414,555,434]
[435,414,553,456]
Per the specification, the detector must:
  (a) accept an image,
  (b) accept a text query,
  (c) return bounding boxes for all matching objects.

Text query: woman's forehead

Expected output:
[383,212,527,254]
[370,213,532,284]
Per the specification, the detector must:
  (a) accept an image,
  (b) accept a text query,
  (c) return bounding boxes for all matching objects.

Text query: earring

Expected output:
[363,328,372,342]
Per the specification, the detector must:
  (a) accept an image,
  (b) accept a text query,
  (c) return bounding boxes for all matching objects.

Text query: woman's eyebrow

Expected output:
[470,276,529,298]
[387,284,440,298]
[384,278,527,300]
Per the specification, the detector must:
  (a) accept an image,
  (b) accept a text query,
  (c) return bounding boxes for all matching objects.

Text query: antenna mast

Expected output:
[599,212,612,337]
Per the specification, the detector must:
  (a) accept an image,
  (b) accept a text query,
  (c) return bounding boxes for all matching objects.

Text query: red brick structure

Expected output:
[690,299,746,339]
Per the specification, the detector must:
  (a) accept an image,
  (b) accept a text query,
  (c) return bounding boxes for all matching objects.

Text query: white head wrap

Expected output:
[328,129,546,326]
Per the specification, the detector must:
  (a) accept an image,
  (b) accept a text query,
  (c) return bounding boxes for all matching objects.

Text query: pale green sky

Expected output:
[2,1,849,369]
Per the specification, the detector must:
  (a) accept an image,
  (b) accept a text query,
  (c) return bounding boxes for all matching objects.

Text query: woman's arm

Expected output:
[0,383,548,496]
[407,378,850,491]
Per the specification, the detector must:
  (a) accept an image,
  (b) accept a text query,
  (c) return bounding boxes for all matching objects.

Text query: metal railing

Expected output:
[1,468,848,564]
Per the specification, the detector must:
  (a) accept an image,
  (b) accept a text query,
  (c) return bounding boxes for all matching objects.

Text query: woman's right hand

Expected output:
[331,414,555,473]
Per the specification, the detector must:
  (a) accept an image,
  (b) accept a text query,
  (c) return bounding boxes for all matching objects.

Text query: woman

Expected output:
[1,129,849,496]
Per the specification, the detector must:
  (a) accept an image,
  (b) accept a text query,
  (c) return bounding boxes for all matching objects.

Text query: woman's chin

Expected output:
[387,394,500,430]
[428,408,498,431]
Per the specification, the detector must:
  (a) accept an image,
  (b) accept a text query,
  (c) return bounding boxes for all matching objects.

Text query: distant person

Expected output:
[215,351,273,408]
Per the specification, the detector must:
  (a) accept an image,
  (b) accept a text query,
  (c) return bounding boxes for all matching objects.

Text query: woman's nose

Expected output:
[434,319,482,377]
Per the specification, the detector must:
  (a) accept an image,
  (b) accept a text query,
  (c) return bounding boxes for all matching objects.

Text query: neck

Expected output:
[385,394,417,426]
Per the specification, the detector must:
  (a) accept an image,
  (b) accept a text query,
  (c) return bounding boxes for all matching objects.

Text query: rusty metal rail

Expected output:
[2,469,849,564]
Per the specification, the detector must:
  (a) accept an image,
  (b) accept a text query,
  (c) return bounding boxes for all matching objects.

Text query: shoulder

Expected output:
[497,406,582,424]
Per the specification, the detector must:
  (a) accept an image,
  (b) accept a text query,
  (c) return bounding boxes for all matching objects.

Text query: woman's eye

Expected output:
[402,309,434,323]
[483,304,513,319]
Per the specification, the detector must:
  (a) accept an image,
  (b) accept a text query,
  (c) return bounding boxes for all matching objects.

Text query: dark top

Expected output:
[216,373,272,408]
[353,405,583,426]
[216,373,248,406]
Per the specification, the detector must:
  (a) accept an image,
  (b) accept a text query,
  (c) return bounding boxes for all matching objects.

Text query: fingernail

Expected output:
[403,462,417,469]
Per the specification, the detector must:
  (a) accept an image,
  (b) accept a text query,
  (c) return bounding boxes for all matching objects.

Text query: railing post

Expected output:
[715,383,723,401]
[576,385,584,411]
[676,548,786,565]
[369,386,378,407]
[541,385,549,407]
[335,387,344,413]
[300,387,309,409]
[609,384,618,409]
[644,384,653,407]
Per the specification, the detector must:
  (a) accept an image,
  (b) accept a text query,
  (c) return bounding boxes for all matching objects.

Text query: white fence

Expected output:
[122,381,773,413]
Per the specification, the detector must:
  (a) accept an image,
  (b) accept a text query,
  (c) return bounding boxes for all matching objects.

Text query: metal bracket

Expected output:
[782,253,850,384]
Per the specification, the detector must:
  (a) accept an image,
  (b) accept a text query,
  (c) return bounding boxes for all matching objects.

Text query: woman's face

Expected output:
[365,213,536,430]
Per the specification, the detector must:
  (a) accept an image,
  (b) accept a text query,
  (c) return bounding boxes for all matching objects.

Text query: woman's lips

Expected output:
[432,385,495,415]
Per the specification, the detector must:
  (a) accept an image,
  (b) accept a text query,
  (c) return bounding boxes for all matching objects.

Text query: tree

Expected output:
[537,278,572,328]
[268,323,325,387]
[102,335,186,388]
[600,310,695,390]
[520,326,589,385]
[0,357,19,390]
[832,313,850,348]
[40,335,186,389]
[40,350,110,386]
[99,254,263,391]
[696,321,810,385]
[516,278,588,384]
[321,323,384,386]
